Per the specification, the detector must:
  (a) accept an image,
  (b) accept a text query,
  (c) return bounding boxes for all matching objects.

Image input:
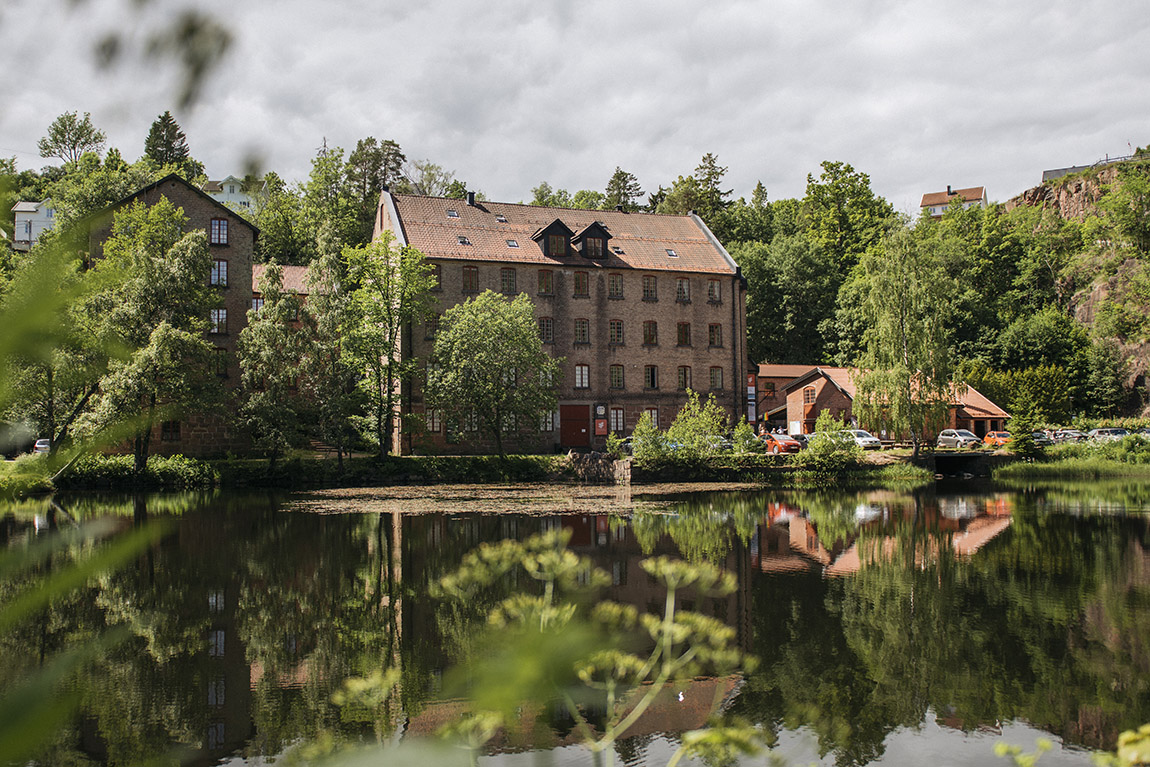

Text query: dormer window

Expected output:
[584,237,604,258]
[572,222,612,259]
[548,233,567,257]
[532,218,574,258]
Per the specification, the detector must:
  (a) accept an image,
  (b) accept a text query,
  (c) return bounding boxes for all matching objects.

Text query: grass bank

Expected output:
[994,456,1150,481]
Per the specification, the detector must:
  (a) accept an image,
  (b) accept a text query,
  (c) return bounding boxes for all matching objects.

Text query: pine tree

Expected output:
[144,111,191,167]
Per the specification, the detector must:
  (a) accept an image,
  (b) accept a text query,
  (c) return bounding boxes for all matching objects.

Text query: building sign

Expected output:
[745,373,756,422]
[595,418,608,436]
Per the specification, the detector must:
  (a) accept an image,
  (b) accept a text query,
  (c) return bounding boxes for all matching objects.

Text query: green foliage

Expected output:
[343,232,437,457]
[731,417,762,455]
[54,453,219,489]
[791,410,862,474]
[605,431,626,460]
[238,261,307,464]
[38,111,106,165]
[854,229,956,456]
[629,410,667,467]
[800,160,895,269]
[426,291,561,458]
[1100,164,1150,255]
[665,389,731,458]
[603,167,644,212]
[425,531,757,763]
[142,111,202,180]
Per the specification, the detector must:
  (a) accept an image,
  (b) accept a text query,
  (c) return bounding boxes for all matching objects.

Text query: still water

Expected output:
[3,480,1149,767]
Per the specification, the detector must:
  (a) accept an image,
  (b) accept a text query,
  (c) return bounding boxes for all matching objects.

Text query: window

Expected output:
[500,267,517,295]
[207,722,225,750]
[609,364,624,389]
[574,318,590,344]
[764,382,776,396]
[645,407,659,426]
[666,249,678,258]
[803,386,816,405]
[447,209,459,218]
[209,629,225,657]
[676,277,690,302]
[540,411,554,431]
[462,266,479,293]
[610,406,625,433]
[430,263,442,291]
[573,271,589,297]
[210,259,228,287]
[427,409,442,432]
[463,412,479,432]
[574,364,590,389]
[208,678,225,707]
[608,273,623,299]
[642,275,657,301]
[538,316,554,344]
[710,366,724,390]
[677,366,691,391]
[496,213,508,223]
[643,320,658,346]
[207,589,224,613]
[506,239,519,248]
[609,319,625,346]
[424,314,439,339]
[210,308,227,334]
[210,218,228,245]
[584,237,604,258]
[677,322,691,347]
[538,269,553,295]
[644,365,658,389]
[161,420,181,441]
[251,297,264,312]
[457,235,471,246]
[214,348,228,377]
[708,323,722,347]
[708,278,721,303]
[549,233,567,257]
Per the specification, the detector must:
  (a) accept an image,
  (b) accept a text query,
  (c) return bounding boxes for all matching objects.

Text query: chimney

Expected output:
[382,183,389,192]
[466,191,476,206]
[615,204,624,212]
[946,184,952,195]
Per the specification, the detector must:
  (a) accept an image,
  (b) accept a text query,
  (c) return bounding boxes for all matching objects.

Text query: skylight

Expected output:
[495,214,507,223]
[506,239,519,248]
[612,246,624,254]
[666,249,678,257]
[447,209,459,218]
[457,235,471,245]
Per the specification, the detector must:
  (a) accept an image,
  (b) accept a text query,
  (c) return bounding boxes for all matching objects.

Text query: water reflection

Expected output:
[1,483,1148,766]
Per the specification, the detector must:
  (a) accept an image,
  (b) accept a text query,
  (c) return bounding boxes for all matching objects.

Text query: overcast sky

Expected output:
[2,0,1149,216]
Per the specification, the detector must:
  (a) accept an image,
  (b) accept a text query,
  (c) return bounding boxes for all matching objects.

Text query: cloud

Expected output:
[3,0,1149,213]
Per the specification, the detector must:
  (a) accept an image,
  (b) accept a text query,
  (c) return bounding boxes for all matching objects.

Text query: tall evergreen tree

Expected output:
[144,111,191,167]
[604,167,644,212]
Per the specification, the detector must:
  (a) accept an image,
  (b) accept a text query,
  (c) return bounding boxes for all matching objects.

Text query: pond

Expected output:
[2,480,1149,766]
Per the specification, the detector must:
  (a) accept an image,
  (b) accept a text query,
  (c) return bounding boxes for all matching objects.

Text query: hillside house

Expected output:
[11,199,55,251]
[374,190,749,455]
[919,186,988,218]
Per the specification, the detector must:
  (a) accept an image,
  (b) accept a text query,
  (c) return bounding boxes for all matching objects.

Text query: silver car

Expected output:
[936,429,981,449]
[842,429,882,450]
[1089,427,1130,442]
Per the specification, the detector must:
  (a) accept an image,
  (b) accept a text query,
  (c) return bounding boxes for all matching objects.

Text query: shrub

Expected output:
[731,417,763,455]
[791,411,862,474]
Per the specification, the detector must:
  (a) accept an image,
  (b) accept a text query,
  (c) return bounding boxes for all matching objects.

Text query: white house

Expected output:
[202,176,260,211]
[11,200,55,251]
[919,186,988,218]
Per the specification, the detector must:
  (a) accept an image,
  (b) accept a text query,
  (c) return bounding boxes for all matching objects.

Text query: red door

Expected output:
[560,405,591,448]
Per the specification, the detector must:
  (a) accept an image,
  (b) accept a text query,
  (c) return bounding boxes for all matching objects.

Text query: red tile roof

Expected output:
[252,264,310,295]
[920,186,986,208]
[387,194,737,276]
[756,363,816,379]
[780,365,1007,415]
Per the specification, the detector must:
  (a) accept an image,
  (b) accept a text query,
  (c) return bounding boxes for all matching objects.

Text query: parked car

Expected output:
[984,431,1012,447]
[762,433,802,454]
[33,438,51,455]
[1031,431,1055,448]
[1089,427,1130,442]
[788,433,809,449]
[936,429,981,449]
[1053,429,1087,443]
[842,429,882,450]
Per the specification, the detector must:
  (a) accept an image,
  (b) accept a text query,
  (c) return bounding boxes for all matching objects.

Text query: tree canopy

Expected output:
[38,111,106,165]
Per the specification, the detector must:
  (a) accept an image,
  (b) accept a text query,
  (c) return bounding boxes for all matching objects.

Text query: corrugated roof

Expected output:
[920,186,986,208]
[388,195,737,275]
[252,264,309,295]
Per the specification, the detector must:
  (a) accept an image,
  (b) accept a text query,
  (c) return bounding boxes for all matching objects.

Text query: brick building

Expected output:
[86,173,258,455]
[374,191,748,454]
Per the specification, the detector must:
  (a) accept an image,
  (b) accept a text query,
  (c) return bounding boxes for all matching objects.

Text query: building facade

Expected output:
[87,174,258,455]
[11,199,55,251]
[374,191,748,454]
[919,185,988,218]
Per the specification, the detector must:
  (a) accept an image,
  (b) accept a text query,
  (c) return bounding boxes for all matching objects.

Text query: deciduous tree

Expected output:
[38,112,106,165]
[426,291,561,458]
[343,232,436,457]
